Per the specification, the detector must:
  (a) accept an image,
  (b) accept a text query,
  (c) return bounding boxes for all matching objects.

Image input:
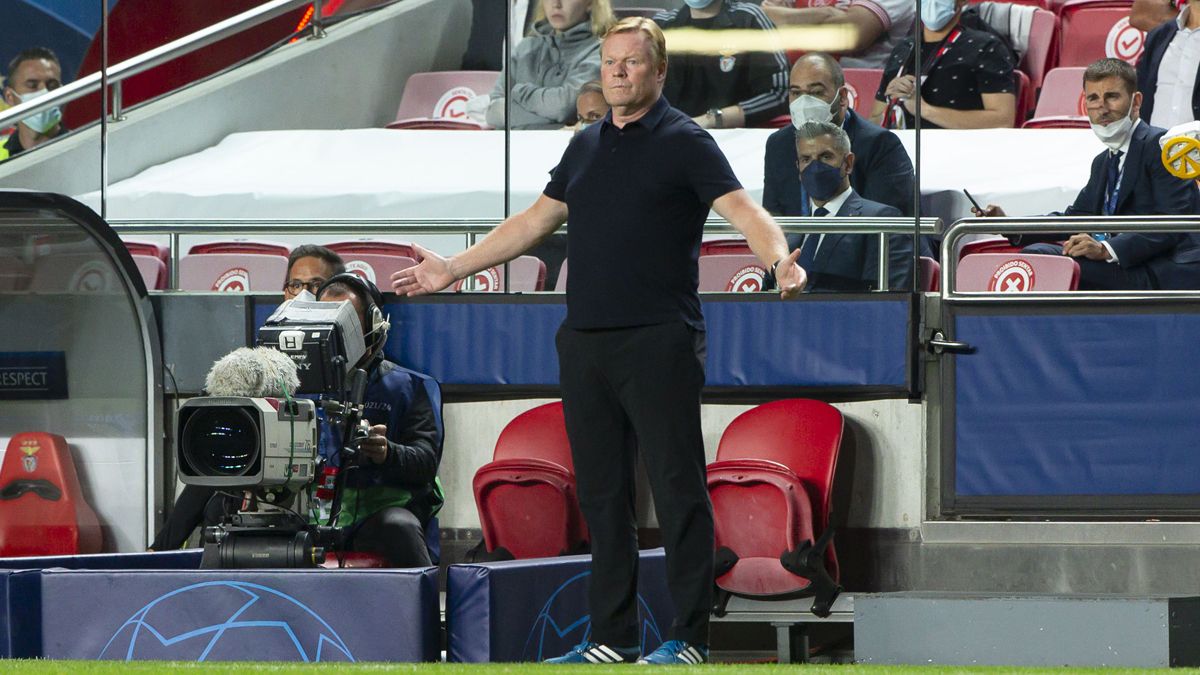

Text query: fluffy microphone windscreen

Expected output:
[205,347,301,398]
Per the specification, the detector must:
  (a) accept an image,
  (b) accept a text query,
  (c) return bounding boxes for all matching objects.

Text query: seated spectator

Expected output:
[789,121,913,291]
[761,0,916,70]
[573,79,610,131]
[976,59,1200,291]
[1137,0,1200,130]
[871,0,1016,129]
[653,1,789,128]
[153,248,445,567]
[283,244,345,299]
[1131,0,1181,32]
[1,47,66,162]
[486,0,616,129]
[764,53,915,219]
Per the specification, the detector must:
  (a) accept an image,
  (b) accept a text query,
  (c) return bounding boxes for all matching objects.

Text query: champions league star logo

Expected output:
[99,581,355,662]
[522,571,663,661]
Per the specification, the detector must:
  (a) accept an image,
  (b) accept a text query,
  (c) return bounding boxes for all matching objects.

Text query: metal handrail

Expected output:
[941,216,1200,302]
[0,0,313,130]
[110,216,940,293]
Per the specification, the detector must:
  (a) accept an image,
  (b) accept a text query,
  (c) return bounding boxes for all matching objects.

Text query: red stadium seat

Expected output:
[325,241,419,285]
[178,253,289,292]
[698,254,767,292]
[1058,0,1142,67]
[957,252,1081,291]
[187,240,290,257]
[472,402,588,559]
[131,254,168,290]
[121,239,169,263]
[699,238,753,256]
[1023,8,1060,94]
[1014,70,1033,125]
[387,71,499,130]
[1023,66,1089,128]
[325,240,418,259]
[842,68,884,120]
[920,256,941,292]
[708,399,844,617]
[555,258,568,292]
[958,236,1024,259]
[0,432,103,557]
[451,255,546,292]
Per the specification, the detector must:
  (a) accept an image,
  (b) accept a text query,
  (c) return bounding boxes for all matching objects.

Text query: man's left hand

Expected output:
[775,248,808,299]
[1062,233,1110,261]
[360,424,389,464]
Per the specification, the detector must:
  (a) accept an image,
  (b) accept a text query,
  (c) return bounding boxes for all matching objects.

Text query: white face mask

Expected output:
[790,93,838,128]
[15,88,62,135]
[1091,112,1134,151]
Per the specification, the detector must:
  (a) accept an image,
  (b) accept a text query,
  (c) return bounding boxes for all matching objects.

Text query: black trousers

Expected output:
[1022,243,1156,290]
[556,321,713,647]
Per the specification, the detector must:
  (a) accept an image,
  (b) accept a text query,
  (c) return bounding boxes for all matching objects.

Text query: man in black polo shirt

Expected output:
[652,0,789,129]
[1,47,67,162]
[393,16,805,666]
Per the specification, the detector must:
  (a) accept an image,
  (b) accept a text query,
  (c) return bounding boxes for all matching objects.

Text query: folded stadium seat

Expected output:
[698,254,768,292]
[450,255,546,292]
[1058,0,1140,67]
[1023,66,1089,128]
[29,253,123,293]
[707,399,844,617]
[178,253,290,292]
[842,68,884,119]
[325,240,418,259]
[1022,8,1060,94]
[325,241,418,286]
[472,402,588,560]
[920,256,941,292]
[555,258,568,292]
[120,239,169,263]
[957,236,1023,259]
[131,254,168,290]
[187,240,290,257]
[0,253,30,291]
[387,71,500,130]
[699,238,753,256]
[0,432,102,556]
[957,252,1081,291]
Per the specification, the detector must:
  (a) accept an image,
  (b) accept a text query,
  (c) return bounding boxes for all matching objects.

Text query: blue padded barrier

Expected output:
[446,548,674,663]
[257,295,908,389]
[35,568,439,661]
[954,312,1200,497]
[0,550,202,570]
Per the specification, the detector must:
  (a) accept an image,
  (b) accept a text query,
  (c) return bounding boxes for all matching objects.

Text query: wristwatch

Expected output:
[708,108,723,129]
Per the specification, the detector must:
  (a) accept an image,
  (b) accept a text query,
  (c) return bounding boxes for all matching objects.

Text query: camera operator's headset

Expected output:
[315,273,391,354]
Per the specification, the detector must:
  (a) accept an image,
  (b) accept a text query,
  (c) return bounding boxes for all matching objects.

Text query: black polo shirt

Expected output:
[653,1,789,126]
[544,96,743,330]
[874,25,1015,130]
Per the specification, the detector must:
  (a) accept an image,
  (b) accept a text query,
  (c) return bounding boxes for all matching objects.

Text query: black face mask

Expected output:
[0,478,62,501]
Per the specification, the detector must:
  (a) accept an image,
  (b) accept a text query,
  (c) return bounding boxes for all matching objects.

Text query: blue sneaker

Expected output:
[545,641,640,664]
[637,640,708,665]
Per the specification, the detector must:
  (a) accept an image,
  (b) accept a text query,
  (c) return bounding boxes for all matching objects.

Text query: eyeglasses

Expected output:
[283,279,326,295]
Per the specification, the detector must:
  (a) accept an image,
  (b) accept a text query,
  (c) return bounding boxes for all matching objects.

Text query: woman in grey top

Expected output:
[487,0,615,129]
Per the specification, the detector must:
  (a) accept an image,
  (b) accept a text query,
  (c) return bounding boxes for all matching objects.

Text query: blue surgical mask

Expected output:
[15,88,62,135]
[684,0,719,8]
[576,121,593,134]
[921,0,958,31]
[800,159,846,202]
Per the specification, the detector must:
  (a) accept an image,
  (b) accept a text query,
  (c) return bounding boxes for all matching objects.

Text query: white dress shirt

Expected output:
[1150,6,1200,129]
[1098,119,1139,264]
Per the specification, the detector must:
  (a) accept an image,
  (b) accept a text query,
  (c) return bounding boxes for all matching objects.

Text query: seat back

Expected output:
[957,235,1023,260]
[493,402,573,468]
[1014,70,1033,126]
[842,68,884,118]
[698,254,767,292]
[178,253,289,292]
[1059,0,1142,67]
[188,240,290,256]
[0,432,102,556]
[391,71,499,127]
[1023,8,1060,92]
[121,239,169,263]
[343,255,417,286]
[554,258,569,292]
[957,252,1081,291]
[919,256,941,292]
[131,254,168,290]
[699,238,753,256]
[1029,66,1087,118]
[451,255,546,292]
[325,240,418,259]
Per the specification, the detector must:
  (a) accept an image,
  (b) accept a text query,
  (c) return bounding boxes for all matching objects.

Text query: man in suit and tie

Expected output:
[977,58,1200,290]
[792,120,913,291]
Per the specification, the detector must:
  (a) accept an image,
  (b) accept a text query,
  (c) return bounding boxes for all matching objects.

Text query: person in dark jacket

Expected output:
[1137,0,1200,129]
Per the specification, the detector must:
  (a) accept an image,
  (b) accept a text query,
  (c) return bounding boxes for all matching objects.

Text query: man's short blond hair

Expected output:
[602,17,667,70]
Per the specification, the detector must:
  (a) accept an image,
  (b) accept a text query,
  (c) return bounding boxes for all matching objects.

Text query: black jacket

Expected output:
[1137,17,1200,126]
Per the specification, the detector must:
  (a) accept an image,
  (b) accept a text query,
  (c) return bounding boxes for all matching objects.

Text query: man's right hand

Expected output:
[391,243,456,296]
[972,204,1006,217]
[884,74,916,101]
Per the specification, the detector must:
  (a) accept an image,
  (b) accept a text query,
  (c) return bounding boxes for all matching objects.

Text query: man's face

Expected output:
[576,90,609,124]
[283,256,336,300]
[796,134,852,183]
[789,59,845,120]
[601,31,665,110]
[1083,75,1140,126]
[3,58,61,107]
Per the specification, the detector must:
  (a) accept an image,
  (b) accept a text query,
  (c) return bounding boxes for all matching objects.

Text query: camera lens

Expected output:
[182,407,260,476]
